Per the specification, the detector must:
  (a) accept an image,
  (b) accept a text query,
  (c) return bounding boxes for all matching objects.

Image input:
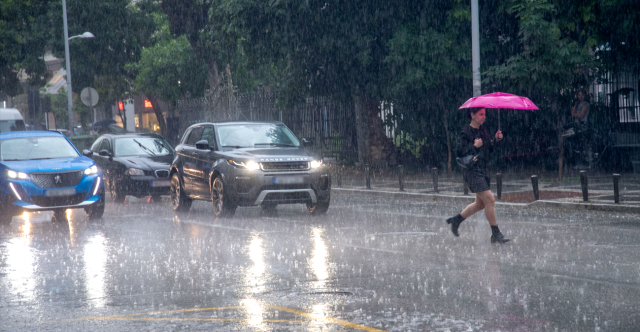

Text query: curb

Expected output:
[332,187,640,214]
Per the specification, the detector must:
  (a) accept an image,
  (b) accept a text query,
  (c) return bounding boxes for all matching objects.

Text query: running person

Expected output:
[446,107,509,243]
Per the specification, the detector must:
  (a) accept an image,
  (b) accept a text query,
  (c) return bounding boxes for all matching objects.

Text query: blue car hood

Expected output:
[2,157,95,173]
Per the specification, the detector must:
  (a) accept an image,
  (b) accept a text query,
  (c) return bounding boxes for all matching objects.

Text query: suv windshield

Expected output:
[217,124,300,148]
[0,136,79,161]
[114,137,174,156]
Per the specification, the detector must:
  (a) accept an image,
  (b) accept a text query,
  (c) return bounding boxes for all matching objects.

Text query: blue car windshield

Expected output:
[0,136,79,161]
[217,124,300,148]
[114,137,174,156]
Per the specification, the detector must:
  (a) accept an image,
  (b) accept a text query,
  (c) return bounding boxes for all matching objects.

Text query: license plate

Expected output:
[273,176,304,184]
[151,180,170,187]
[45,188,76,197]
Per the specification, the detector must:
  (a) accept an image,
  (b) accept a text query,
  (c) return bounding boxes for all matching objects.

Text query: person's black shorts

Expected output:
[463,168,491,193]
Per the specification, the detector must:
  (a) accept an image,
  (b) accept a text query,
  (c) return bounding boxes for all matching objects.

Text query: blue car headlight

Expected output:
[84,165,99,175]
[5,169,29,180]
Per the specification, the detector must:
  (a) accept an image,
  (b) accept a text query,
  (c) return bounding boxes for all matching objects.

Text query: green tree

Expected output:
[0,0,56,96]
[126,13,208,137]
[485,0,594,180]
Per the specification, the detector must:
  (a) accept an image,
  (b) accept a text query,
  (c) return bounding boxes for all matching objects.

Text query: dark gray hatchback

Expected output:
[169,121,331,217]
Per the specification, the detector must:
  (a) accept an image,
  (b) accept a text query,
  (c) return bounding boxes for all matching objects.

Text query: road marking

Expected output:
[343,245,404,254]
[64,305,388,331]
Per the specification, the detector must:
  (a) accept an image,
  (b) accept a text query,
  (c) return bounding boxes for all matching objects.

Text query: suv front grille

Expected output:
[30,171,83,188]
[260,161,310,172]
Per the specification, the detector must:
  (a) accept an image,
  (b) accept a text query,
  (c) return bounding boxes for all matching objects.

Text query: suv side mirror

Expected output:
[302,137,314,147]
[82,149,93,157]
[195,140,210,150]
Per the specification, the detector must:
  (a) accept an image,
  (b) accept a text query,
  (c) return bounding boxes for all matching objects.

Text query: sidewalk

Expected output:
[328,165,640,213]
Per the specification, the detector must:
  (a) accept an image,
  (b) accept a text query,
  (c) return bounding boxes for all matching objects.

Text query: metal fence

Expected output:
[176,89,358,161]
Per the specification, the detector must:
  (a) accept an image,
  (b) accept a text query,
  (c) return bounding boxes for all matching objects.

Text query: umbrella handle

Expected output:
[498,109,501,131]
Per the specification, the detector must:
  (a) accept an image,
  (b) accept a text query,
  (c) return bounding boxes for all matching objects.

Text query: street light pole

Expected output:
[471,0,481,97]
[62,0,94,132]
[62,0,73,131]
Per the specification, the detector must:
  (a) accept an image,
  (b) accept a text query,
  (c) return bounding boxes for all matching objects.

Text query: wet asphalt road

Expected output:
[1,191,640,331]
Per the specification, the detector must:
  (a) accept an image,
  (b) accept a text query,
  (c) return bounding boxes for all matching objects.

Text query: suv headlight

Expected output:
[310,159,323,168]
[126,168,145,176]
[228,160,261,170]
[84,165,99,175]
[5,169,29,180]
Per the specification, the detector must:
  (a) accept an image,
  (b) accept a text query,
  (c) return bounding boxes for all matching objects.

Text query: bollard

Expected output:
[365,163,371,189]
[613,173,620,204]
[496,173,502,200]
[531,175,539,200]
[580,170,588,202]
[337,165,342,188]
[463,179,469,195]
[432,167,438,193]
[398,165,404,192]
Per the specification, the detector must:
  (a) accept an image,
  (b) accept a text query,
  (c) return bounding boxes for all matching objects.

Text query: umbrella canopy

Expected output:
[458,92,538,110]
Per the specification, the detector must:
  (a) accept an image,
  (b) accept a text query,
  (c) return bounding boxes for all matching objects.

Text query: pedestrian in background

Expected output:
[446,107,509,243]
[570,89,592,168]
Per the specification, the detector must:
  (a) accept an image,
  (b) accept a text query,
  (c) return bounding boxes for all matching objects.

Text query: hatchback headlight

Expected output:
[126,168,145,176]
[84,165,99,175]
[310,159,323,168]
[228,160,261,170]
[5,169,28,180]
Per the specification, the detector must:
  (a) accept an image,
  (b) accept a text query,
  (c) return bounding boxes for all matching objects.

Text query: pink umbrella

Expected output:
[458,92,538,129]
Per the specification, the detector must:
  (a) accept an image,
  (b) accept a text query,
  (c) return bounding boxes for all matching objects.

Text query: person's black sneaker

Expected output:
[490,232,510,244]
[446,214,464,237]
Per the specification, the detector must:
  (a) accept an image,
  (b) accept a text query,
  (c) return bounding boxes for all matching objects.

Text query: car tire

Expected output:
[307,194,330,216]
[171,173,192,212]
[211,176,236,218]
[0,205,13,224]
[85,186,106,219]
[110,180,126,203]
[52,209,68,222]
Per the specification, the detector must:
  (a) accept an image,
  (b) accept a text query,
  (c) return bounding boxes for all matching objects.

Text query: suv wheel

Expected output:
[171,173,192,212]
[307,194,330,216]
[85,186,106,219]
[211,177,236,217]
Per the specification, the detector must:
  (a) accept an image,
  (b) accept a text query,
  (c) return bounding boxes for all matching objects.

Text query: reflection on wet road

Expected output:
[1,192,640,331]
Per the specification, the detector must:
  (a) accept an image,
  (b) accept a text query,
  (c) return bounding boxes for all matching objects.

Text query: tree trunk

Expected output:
[353,95,370,165]
[553,100,564,181]
[208,59,220,96]
[147,95,167,137]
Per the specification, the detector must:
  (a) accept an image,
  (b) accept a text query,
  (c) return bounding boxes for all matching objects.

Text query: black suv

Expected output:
[170,121,331,216]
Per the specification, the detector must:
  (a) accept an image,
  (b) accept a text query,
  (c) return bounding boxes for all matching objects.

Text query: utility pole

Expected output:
[471,0,481,97]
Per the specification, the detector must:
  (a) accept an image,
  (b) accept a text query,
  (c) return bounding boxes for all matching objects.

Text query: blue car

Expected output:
[0,131,105,224]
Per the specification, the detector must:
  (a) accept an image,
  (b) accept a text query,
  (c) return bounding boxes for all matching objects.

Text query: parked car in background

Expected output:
[0,108,26,133]
[87,133,174,203]
[170,121,331,217]
[0,131,105,223]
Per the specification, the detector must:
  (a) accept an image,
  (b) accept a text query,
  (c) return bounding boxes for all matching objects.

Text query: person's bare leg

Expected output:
[476,190,497,226]
[460,195,485,219]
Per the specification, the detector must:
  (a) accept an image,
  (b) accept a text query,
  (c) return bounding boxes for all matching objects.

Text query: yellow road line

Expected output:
[68,305,388,331]
[268,305,387,332]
